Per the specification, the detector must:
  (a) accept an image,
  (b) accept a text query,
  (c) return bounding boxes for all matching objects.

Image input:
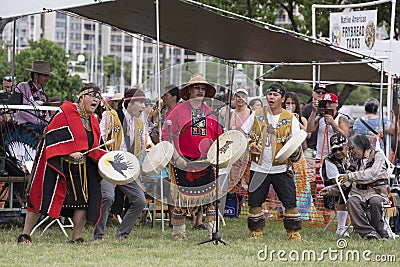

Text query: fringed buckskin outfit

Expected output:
[27,101,105,223]
[325,150,390,239]
[243,107,302,240]
[162,101,222,239]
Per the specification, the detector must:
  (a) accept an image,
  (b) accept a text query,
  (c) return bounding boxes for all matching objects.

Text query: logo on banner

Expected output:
[329,10,377,52]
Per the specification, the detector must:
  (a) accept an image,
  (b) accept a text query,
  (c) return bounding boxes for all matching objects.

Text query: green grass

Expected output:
[0,217,399,267]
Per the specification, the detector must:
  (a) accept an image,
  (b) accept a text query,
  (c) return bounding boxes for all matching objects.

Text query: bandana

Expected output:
[78,88,98,99]
[266,86,285,96]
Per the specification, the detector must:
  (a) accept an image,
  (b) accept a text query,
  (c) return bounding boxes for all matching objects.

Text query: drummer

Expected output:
[241,83,304,240]
[17,84,106,244]
[94,87,149,241]
[161,72,222,240]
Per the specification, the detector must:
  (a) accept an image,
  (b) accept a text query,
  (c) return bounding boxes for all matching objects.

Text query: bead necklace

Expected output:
[76,103,91,130]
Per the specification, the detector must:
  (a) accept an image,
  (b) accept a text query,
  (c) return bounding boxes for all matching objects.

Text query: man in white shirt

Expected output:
[242,84,303,240]
[94,88,149,240]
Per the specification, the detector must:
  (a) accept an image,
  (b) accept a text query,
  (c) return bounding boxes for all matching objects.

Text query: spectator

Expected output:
[14,61,53,134]
[353,98,395,150]
[249,98,263,111]
[1,76,16,93]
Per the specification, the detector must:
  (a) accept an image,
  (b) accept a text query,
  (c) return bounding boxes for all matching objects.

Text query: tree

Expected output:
[196,0,397,106]
[198,0,399,38]
[0,38,82,101]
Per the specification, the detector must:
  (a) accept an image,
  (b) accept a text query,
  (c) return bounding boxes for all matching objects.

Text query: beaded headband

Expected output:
[78,88,99,99]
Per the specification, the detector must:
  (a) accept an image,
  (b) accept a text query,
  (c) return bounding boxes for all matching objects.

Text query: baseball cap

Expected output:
[313,83,327,91]
[235,88,248,96]
[330,133,348,149]
[321,93,338,103]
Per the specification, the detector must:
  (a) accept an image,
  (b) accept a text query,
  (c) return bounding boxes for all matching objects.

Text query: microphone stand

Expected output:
[198,104,227,245]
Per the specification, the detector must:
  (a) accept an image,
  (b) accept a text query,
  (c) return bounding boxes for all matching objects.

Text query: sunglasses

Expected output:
[314,90,325,95]
[332,147,344,153]
[85,92,102,100]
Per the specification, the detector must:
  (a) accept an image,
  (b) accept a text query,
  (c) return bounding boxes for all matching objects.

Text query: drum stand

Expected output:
[199,119,227,246]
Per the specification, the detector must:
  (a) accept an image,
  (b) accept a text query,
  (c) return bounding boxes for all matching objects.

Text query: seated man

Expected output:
[320,133,350,236]
[321,134,390,240]
[14,61,53,134]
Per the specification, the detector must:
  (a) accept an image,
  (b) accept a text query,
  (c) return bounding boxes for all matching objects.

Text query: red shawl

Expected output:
[27,101,106,220]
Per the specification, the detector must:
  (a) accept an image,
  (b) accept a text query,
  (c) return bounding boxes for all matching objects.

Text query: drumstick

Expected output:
[82,139,115,155]
[191,159,211,164]
[335,174,347,204]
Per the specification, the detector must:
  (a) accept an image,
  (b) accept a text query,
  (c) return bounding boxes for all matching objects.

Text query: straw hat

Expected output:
[110,93,123,102]
[26,60,54,76]
[179,72,216,100]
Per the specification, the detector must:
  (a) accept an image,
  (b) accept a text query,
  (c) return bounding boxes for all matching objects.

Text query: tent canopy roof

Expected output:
[67,0,363,64]
[263,63,388,85]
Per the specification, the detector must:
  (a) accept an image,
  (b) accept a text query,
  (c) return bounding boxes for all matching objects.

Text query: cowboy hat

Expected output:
[26,60,54,76]
[179,72,216,100]
[110,93,123,102]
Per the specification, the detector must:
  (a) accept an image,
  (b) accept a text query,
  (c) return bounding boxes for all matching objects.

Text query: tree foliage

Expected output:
[0,38,82,101]
[197,0,397,106]
[197,0,399,38]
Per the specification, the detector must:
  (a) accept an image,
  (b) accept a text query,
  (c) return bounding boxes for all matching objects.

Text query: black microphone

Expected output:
[166,120,173,142]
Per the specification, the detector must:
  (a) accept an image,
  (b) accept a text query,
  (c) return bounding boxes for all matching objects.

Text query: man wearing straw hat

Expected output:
[14,60,54,134]
[161,72,222,240]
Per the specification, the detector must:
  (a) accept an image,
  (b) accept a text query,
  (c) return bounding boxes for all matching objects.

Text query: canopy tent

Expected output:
[0,0,112,19]
[261,62,388,86]
[1,0,384,84]
[65,0,364,64]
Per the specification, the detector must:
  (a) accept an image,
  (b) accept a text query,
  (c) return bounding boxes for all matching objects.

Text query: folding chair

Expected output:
[30,216,74,237]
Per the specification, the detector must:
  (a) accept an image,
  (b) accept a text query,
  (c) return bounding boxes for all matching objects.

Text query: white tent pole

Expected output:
[386,0,396,156]
[100,25,104,91]
[258,65,263,96]
[138,37,144,84]
[131,35,138,87]
[311,5,316,88]
[11,19,16,91]
[155,0,164,232]
[94,23,99,85]
[379,61,384,131]
[313,0,392,9]
[179,48,184,86]
[120,32,125,93]
[170,47,174,85]
[253,65,257,97]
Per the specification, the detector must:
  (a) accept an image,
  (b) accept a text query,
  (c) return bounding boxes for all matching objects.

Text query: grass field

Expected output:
[0,215,399,267]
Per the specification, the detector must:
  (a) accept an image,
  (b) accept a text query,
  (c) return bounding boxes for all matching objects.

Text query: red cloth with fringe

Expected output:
[27,101,106,222]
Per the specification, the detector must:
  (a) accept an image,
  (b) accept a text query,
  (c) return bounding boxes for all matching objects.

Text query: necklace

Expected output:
[76,104,91,130]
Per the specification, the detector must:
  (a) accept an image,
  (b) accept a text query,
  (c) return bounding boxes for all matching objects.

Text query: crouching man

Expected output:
[321,134,390,240]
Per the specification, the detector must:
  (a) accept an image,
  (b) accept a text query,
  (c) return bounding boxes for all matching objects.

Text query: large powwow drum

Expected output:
[275,129,307,163]
[206,130,247,168]
[98,151,140,185]
[142,141,174,175]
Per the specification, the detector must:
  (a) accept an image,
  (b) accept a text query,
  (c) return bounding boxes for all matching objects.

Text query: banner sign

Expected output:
[330,10,377,51]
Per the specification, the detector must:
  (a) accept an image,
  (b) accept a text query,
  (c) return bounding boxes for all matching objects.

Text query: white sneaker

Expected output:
[336,227,350,237]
